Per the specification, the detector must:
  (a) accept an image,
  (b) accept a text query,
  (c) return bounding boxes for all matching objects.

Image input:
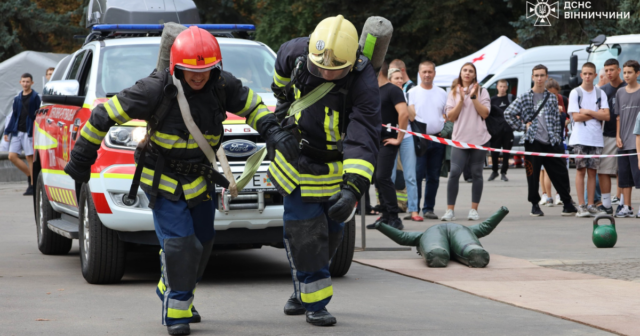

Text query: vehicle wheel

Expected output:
[329,218,355,277]
[79,183,126,284]
[35,172,72,255]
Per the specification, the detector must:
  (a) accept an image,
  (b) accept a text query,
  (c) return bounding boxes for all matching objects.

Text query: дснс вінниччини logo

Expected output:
[526,0,559,26]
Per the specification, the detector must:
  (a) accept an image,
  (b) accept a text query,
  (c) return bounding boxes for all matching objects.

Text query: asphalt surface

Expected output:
[1,167,630,335]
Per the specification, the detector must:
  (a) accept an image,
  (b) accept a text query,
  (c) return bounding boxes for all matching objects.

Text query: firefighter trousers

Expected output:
[283,187,345,312]
[151,193,216,326]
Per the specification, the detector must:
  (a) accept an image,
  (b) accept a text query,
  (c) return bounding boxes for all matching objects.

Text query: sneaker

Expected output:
[562,203,578,216]
[423,211,438,220]
[530,204,544,217]
[539,194,549,205]
[554,194,563,205]
[488,171,499,181]
[616,206,633,218]
[465,178,473,183]
[501,173,509,181]
[587,205,599,216]
[388,217,404,230]
[611,196,620,205]
[596,205,613,215]
[366,216,387,229]
[23,185,33,196]
[467,209,479,221]
[576,205,592,217]
[544,198,554,207]
[441,209,455,221]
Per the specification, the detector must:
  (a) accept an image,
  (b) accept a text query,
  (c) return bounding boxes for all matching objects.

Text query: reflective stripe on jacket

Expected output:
[268,37,380,202]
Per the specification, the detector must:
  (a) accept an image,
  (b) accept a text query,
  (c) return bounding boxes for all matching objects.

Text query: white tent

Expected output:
[0,51,68,134]
[421,36,525,88]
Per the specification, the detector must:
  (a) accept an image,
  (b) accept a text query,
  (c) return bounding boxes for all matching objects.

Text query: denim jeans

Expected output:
[391,136,418,212]
[416,141,446,213]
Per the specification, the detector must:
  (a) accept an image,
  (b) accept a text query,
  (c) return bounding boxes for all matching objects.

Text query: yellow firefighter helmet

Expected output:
[308,15,359,81]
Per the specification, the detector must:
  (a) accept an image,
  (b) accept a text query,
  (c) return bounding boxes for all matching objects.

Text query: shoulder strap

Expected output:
[595,86,602,109]
[126,70,175,206]
[576,87,583,109]
[529,91,550,122]
[508,94,513,104]
[286,82,335,119]
[146,69,175,134]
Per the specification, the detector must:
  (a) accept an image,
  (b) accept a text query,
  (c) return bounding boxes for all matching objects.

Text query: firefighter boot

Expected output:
[284,292,306,315]
[191,306,201,323]
[306,308,337,326]
[167,323,190,335]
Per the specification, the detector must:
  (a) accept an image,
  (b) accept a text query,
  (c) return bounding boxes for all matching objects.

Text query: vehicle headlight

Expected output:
[105,126,146,150]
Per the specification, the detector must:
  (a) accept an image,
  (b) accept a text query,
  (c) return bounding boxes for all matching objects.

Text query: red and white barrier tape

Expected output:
[384,124,636,159]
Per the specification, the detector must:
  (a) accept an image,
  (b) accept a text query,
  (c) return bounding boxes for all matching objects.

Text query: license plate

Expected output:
[232,172,276,191]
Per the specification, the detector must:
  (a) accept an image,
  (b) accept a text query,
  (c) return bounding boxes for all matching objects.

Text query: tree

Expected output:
[251,0,519,78]
[194,0,255,24]
[0,0,85,62]
[510,0,631,48]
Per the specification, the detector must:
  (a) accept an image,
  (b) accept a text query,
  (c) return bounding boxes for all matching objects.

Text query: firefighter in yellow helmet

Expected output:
[269,15,381,326]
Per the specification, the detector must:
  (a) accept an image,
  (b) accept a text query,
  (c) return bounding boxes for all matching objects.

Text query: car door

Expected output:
[45,49,93,212]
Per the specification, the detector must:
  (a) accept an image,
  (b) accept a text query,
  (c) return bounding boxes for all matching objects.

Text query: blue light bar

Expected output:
[92,24,255,32]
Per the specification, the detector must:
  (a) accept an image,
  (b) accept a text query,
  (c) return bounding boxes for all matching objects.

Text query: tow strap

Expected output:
[174,74,268,199]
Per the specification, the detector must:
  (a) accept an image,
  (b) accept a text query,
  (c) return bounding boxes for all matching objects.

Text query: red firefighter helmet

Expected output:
[169,26,222,75]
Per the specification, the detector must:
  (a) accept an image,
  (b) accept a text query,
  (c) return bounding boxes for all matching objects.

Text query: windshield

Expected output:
[589,43,640,85]
[96,42,276,97]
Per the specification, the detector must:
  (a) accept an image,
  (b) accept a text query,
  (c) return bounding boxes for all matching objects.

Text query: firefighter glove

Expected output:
[266,126,299,162]
[328,173,370,222]
[64,160,91,183]
[328,188,358,223]
[274,100,291,123]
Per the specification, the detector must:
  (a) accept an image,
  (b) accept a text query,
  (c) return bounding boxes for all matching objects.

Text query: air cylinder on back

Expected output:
[358,16,393,72]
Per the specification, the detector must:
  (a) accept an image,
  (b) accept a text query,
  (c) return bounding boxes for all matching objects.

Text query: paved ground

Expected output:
[1,166,637,335]
[357,168,640,284]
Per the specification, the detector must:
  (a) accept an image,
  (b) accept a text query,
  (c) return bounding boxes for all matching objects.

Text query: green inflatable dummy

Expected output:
[375,207,509,268]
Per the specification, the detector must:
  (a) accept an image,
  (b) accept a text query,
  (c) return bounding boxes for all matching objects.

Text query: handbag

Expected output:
[409,119,429,157]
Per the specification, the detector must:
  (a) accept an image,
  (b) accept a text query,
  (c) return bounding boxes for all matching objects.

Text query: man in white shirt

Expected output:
[410,61,448,219]
[568,62,610,217]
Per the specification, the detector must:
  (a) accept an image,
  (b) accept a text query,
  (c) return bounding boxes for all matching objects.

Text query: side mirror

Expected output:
[570,54,578,77]
[591,34,606,47]
[42,80,85,106]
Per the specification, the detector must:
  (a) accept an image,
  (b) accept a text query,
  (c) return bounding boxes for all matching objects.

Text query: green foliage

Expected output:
[194,0,254,24]
[510,0,636,48]
[251,0,519,79]
[0,0,85,62]
[4,0,640,79]
[617,0,640,34]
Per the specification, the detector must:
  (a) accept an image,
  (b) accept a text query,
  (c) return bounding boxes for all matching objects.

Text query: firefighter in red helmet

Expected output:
[65,26,298,335]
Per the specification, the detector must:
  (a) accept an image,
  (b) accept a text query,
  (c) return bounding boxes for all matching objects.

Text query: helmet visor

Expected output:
[176,62,223,73]
[307,60,351,81]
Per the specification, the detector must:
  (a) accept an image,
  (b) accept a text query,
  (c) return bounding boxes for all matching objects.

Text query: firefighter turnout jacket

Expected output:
[71,69,274,207]
[268,37,380,202]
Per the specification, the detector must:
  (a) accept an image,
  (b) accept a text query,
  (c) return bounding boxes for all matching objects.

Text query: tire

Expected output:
[329,218,356,277]
[35,172,72,255]
[79,183,126,284]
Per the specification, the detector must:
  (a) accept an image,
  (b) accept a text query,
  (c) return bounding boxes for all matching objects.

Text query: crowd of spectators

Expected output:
[369,56,640,230]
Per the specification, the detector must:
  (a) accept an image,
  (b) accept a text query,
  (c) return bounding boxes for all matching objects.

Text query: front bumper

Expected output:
[89,164,284,232]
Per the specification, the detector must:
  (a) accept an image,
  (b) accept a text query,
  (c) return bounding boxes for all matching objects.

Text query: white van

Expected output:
[481,45,588,152]
[482,45,588,98]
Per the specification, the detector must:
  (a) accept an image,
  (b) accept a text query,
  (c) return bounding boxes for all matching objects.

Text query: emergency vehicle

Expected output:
[32,1,355,284]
